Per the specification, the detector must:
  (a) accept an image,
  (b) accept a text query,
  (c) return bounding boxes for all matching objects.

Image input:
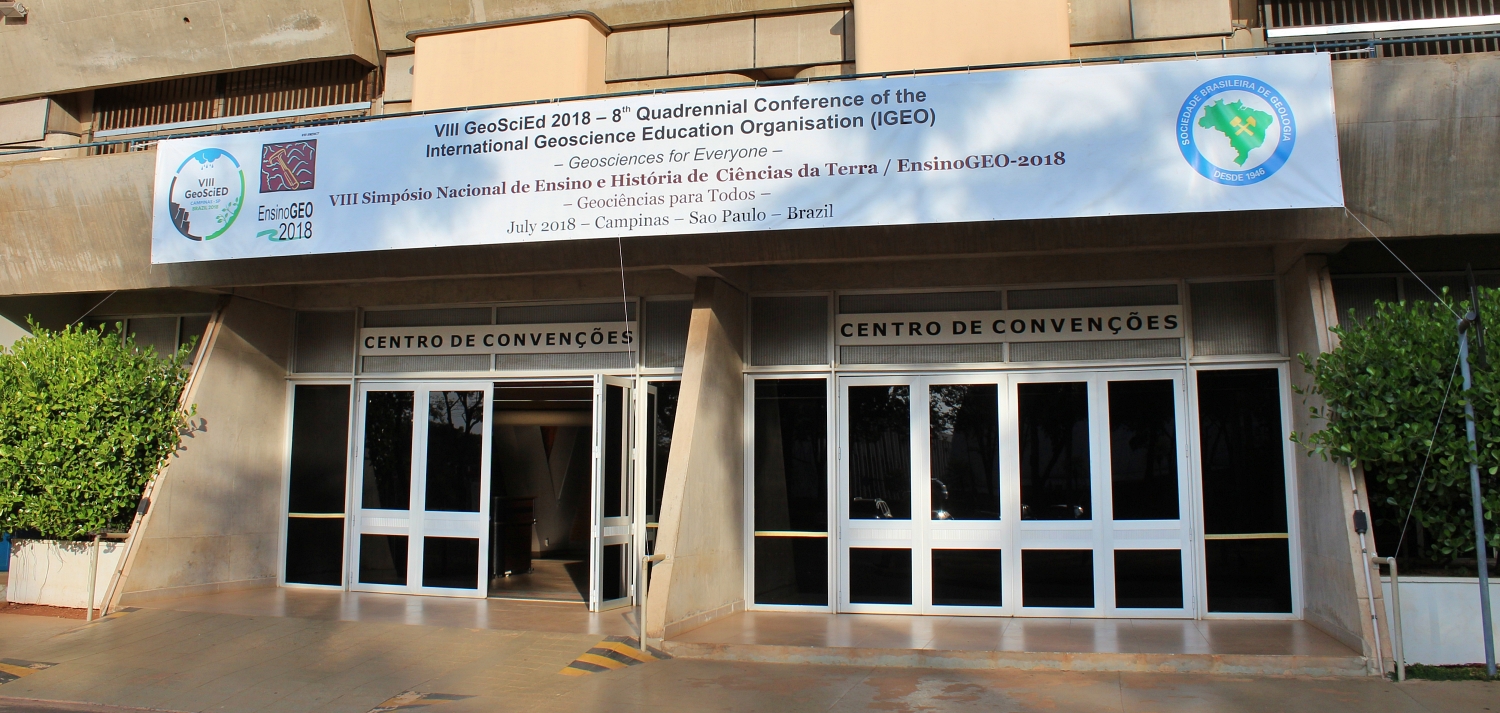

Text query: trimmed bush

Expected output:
[0,321,193,540]
[1296,288,1498,561]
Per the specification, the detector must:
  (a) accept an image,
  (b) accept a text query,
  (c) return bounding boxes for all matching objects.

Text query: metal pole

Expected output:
[1459,319,1496,677]
[86,533,101,622]
[1373,556,1405,681]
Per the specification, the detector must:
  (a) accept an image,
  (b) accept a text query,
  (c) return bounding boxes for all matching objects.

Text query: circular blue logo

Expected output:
[167,148,244,241]
[1177,75,1296,186]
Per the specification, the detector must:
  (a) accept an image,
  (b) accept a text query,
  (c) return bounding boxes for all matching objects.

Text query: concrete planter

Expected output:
[1383,576,1500,666]
[6,538,122,609]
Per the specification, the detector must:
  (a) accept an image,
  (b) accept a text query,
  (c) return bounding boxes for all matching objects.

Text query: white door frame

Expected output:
[349,380,493,598]
[590,375,635,611]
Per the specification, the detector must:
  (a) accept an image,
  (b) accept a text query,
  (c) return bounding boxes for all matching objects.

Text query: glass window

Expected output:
[288,385,350,514]
[646,381,680,525]
[362,391,413,510]
[754,537,827,606]
[1205,539,1292,613]
[1108,380,1180,520]
[422,537,478,589]
[603,385,625,519]
[284,518,343,586]
[425,391,484,512]
[931,549,1002,607]
[929,385,1000,520]
[849,548,912,605]
[1114,550,1183,609]
[1018,382,1091,521]
[1021,549,1094,608]
[1196,369,1288,534]
[754,379,828,532]
[359,534,408,585]
[848,386,911,520]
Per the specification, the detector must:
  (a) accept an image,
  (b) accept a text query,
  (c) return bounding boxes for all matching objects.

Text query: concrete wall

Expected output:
[853,0,1070,73]
[0,0,378,102]
[120,296,292,602]
[647,277,747,638]
[1282,254,1389,668]
[411,17,607,110]
[369,0,846,53]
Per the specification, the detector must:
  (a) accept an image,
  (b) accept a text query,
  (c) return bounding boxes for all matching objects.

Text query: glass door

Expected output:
[835,369,1193,617]
[590,376,634,611]
[1011,370,1193,617]
[837,375,1010,614]
[352,382,492,597]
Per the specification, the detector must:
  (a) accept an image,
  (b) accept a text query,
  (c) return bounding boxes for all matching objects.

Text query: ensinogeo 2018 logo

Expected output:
[1178,75,1296,186]
[168,148,245,241]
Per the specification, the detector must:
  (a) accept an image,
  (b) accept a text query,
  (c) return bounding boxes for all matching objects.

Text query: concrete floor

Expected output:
[487,558,588,602]
[0,606,1495,713]
[127,586,636,636]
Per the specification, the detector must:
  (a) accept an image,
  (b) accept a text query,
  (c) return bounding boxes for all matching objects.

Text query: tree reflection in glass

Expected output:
[362,391,413,510]
[848,385,910,520]
[929,385,1000,520]
[425,390,484,512]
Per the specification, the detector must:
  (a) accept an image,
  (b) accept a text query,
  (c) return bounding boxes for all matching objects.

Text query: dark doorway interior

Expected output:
[488,381,594,601]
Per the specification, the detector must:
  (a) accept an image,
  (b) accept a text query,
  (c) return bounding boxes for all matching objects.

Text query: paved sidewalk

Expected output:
[0,607,1495,713]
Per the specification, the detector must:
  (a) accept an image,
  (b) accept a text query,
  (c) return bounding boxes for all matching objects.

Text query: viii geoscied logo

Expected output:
[260,140,317,192]
[168,148,245,241]
[1178,75,1296,186]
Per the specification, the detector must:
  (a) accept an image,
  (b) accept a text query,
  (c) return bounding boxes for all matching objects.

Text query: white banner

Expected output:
[361,322,636,356]
[837,307,1182,345]
[151,53,1342,264]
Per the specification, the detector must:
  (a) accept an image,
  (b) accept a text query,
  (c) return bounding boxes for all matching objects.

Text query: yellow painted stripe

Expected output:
[594,641,656,662]
[558,667,592,676]
[574,653,628,670]
[0,663,38,678]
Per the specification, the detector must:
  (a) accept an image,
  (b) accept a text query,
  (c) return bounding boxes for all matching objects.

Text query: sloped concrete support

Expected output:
[646,277,747,638]
[121,297,292,603]
[1283,255,1389,672]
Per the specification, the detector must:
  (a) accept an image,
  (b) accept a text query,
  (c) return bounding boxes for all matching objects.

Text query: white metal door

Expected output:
[590,375,634,611]
[351,381,492,597]
[1008,370,1194,617]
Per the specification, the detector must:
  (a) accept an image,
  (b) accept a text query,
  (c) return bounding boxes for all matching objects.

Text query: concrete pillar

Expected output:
[645,277,747,638]
[120,297,292,603]
[1282,254,1391,671]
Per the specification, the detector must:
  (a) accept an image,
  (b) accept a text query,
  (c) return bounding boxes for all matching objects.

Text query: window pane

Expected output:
[755,536,828,605]
[1022,550,1094,608]
[929,385,1000,520]
[425,391,484,512]
[1206,539,1292,613]
[647,381,681,524]
[932,549,1002,607]
[1018,382,1091,521]
[362,391,413,510]
[602,543,628,601]
[284,517,343,586]
[604,385,625,519]
[359,534,407,585]
[1108,380,1179,520]
[422,537,478,589]
[1114,550,1183,609]
[848,386,911,520]
[1196,370,1288,534]
[289,385,350,514]
[849,548,912,605]
[755,379,828,532]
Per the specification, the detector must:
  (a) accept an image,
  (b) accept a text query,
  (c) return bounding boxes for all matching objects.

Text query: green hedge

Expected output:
[1297,288,1498,561]
[0,321,194,540]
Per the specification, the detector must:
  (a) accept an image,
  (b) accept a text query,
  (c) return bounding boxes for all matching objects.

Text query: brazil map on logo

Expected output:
[1197,100,1273,166]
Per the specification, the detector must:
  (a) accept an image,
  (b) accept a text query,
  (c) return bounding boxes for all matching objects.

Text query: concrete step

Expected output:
[664,640,1371,677]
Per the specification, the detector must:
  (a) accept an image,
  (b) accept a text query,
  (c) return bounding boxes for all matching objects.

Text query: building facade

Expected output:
[3,0,1499,674]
